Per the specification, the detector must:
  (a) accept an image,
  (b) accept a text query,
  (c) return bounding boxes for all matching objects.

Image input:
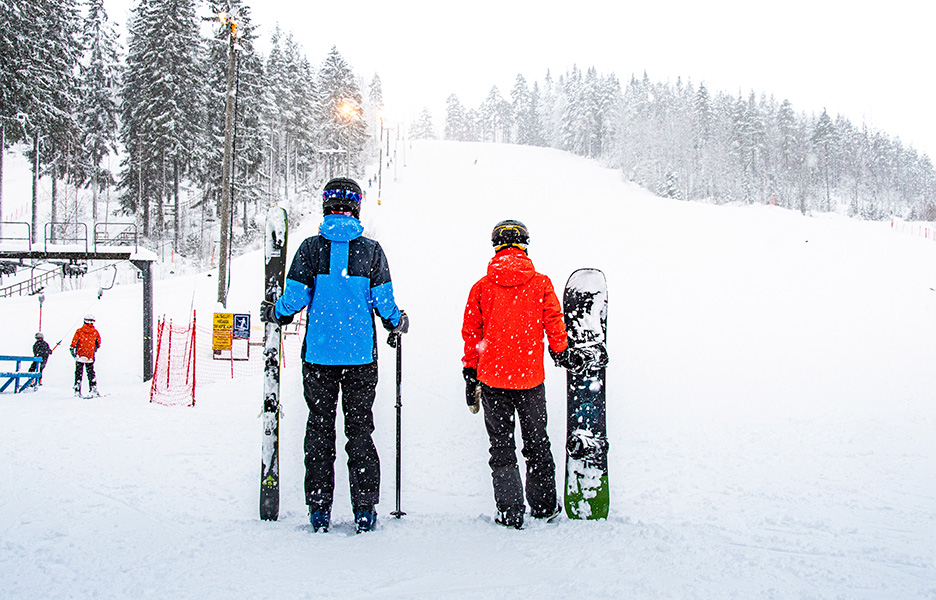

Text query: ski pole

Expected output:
[390,333,405,519]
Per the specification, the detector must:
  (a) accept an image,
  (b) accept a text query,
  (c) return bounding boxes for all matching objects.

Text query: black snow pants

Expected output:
[302,361,380,511]
[74,361,96,391]
[481,383,558,518]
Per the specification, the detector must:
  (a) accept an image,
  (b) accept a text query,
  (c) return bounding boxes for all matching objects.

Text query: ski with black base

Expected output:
[260,206,288,521]
[562,268,609,520]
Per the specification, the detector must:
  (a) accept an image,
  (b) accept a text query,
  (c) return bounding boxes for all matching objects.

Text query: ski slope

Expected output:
[1,140,934,599]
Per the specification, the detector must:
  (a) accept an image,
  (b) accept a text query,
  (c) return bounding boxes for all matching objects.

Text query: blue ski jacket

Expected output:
[274,214,402,365]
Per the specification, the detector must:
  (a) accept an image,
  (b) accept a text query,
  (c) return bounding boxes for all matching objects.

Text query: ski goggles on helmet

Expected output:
[322,188,363,204]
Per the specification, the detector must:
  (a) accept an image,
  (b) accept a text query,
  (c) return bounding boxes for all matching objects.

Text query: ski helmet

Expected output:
[35,332,44,340]
[322,177,363,218]
[491,220,530,252]
[84,314,95,323]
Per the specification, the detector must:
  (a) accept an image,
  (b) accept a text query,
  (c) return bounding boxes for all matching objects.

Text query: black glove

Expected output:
[381,310,409,333]
[260,301,294,325]
[549,347,584,372]
[70,347,77,358]
[463,367,480,414]
[385,310,409,348]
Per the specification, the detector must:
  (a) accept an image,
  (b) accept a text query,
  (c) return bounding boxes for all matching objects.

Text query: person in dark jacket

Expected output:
[29,332,52,386]
[262,177,408,534]
[70,314,101,397]
[462,220,574,529]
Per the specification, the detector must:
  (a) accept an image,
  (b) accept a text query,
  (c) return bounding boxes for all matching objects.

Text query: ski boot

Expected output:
[531,501,562,523]
[354,506,377,534]
[495,507,524,530]
[309,508,330,533]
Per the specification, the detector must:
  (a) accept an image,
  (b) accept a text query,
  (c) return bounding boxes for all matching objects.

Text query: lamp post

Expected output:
[378,113,383,202]
[338,100,358,177]
[216,8,241,307]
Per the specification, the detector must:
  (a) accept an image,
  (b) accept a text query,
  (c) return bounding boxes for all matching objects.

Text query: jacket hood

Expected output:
[487,247,535,287]
[319,214,363,242]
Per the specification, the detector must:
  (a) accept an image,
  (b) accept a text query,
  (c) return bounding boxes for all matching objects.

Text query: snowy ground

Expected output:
[1,140,934,599]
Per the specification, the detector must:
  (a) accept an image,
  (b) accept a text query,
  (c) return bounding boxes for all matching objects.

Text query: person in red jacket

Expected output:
[70,314,101,397]
[461,220,574,529]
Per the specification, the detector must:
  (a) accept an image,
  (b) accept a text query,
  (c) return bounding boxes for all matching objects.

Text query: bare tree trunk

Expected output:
[138,137,148,237]
[283,130,289,203]
[31,134,40,243]
[51,160,58,242]
[92,167,99,223]
[0,124,4,237]
[268,131,274,205]
[173,160,180,253]
[158,150,166,238]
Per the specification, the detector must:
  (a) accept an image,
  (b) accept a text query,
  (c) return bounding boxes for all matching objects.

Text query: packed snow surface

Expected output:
[1,141,934,598]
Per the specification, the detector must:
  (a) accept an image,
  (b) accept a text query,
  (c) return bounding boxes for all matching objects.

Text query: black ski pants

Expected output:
[481,383,557,517]
[28,358,47,384]
[302,361,380,511]
[74,361,96,391]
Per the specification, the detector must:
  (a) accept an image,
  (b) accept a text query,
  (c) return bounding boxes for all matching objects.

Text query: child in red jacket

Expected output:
[71,314,101,397]
[461,220,574,529]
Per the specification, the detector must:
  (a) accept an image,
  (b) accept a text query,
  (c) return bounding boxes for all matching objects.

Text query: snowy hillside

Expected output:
[1,140,934,599]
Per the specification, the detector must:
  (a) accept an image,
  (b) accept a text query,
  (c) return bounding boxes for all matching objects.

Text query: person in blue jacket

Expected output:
[261,177,408,534]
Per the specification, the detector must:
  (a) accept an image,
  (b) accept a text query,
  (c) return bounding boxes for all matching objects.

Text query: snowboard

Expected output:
[260,206,288,521]
[562,268,609,520]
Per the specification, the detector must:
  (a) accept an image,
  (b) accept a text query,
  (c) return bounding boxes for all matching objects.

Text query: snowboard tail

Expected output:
[563,268,609,520]
[260,207,288,521]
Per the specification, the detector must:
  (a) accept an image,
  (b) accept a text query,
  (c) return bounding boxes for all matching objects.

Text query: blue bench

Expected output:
[0,355,42,393]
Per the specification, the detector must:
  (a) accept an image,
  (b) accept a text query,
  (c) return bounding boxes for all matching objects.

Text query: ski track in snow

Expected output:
[1,141,935,599]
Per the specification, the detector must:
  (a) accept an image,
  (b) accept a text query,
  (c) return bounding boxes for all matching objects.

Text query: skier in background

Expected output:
[261,177,409,534]
[70,314,101,397]
[461,220,575,529]
[28,332,52,386]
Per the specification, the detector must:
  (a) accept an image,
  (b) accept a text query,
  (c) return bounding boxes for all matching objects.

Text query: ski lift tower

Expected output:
[0,221,159,381]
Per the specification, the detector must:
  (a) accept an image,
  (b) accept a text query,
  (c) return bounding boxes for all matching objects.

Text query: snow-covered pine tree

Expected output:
[119,0,203,240]
[528,82,545,147]
[201,2,266,242]
[366,74,384,153]
[812,109,836,212]
[510,75,534,146]
[315,47,365,179]
[27,0,82,237]
[409,108,434,140]
[263,27,316,204]
[556,67,581,154]
[0,0,43,229]
[228,7,266,236]
[0,1,37,146]
[478,86,505,144]
[287,44,317,198]
[444,95,470,142]
[262,25,287,205]
[78,0,121,222]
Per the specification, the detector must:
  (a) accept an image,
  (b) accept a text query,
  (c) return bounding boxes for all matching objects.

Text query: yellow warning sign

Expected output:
[213,312,233,351]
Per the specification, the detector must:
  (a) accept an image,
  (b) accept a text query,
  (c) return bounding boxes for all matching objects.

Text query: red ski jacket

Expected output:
[462,248,568,390]
[71,324,101,362]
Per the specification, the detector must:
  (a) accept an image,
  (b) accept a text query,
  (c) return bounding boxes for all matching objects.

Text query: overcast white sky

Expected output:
[107,0,936,158]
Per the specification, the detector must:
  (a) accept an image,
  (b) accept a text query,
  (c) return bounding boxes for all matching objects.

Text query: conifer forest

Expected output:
[3,0,934,269]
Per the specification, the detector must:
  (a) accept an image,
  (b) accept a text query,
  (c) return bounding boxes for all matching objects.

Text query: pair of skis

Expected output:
[259,207,406,522]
